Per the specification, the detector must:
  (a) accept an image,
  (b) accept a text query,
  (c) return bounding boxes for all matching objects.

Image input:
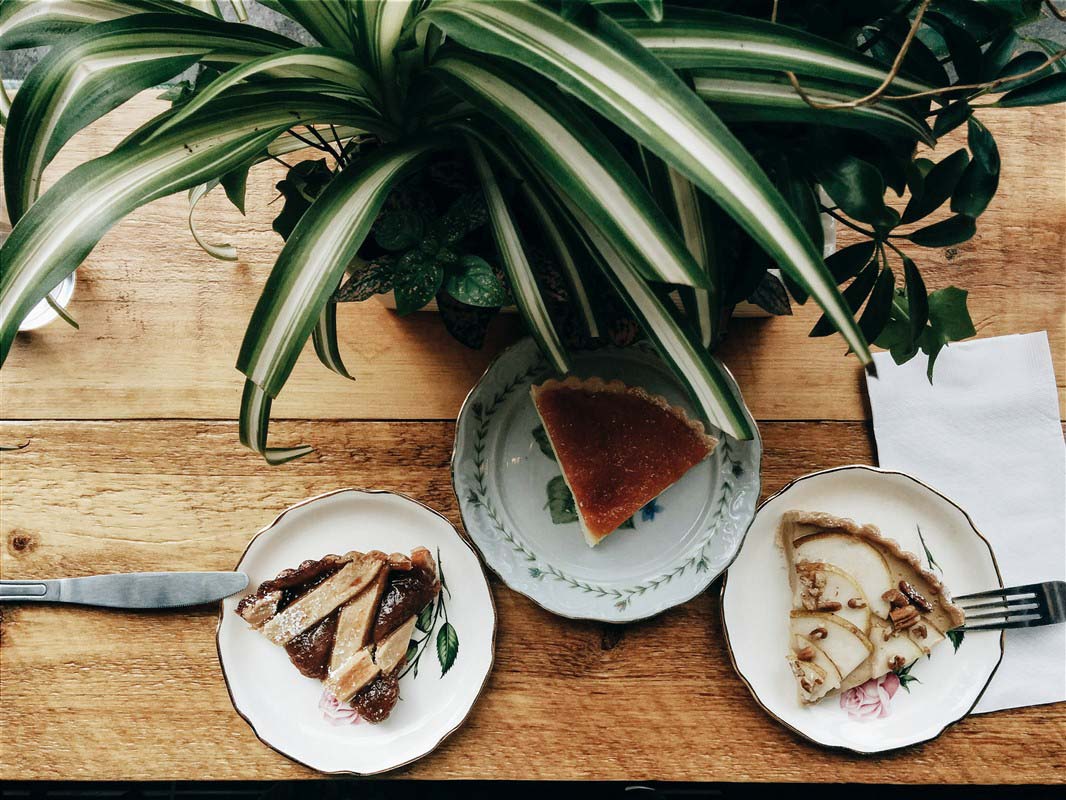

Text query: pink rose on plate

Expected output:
[319,689,362,726]
[839,672,901,721]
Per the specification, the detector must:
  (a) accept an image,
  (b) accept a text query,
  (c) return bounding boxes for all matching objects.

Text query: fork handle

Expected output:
[0,581,59,602]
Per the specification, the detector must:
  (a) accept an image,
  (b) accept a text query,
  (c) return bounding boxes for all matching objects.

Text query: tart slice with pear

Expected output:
[778,510,965,704]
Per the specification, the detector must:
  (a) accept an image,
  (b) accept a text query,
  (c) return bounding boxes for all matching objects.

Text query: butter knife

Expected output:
[0,572,249,608]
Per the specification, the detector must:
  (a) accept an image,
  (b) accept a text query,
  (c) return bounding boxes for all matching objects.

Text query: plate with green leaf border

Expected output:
[452,337,762,622]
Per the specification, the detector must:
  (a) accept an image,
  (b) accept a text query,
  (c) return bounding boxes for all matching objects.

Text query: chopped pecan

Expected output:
[912,623,928,639]
[795,646,816,662]
[847,597,867,609]
[817,600,842,612]
[888,655,907,671]
[800,678,812,692]
[882,588,909,608]
[890,605,920,630]
[899,580,933,612]
[809,626,828,640]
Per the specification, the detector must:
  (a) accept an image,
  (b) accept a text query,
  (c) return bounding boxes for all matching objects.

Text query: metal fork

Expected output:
[952,581,1066,632]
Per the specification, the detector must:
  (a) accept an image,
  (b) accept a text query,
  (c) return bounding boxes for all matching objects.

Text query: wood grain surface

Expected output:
[0,93,1063,783]
[3,420,1064,783]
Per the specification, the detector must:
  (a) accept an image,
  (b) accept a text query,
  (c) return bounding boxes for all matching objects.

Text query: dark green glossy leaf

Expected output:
[921,285,976,380]
[995,50,1058,93]
[905,158,936,198]
[925,12,983,84]
[445,255,508,308]
[981,29,1020,81]
[816,155,894,230]
[996,73,1066,107]
[436,291,496,350]
[810,258,879,338]
[858,265,895,344]
[932,100,972,138]
[902,148,970,223]
[902,256,929,341]
[951,119,1000,217]
[907,214,977,247]
[272,159,332,240]
[825,241,877,284]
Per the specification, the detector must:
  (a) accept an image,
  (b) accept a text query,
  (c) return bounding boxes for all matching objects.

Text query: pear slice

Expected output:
[908,618,946,654]
[794,533,893,619]
[793,562,872,634]
[790,611,873,679]
[786,654,829,704]
[790,635,842,702]
[871,623,926,675]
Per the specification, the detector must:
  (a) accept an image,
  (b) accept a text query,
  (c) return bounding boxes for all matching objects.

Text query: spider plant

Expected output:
[1,0,1063,462]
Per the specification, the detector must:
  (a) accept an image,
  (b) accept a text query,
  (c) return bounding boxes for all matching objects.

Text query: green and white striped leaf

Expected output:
[239,378,314,465]
[433,56,708,290]
[1,93,363,363]
[559,193,755,441]
[511,155,600,340]
[691,71,935,146]
[636,146,720,348]
[271,0,354,52]
[148,48,380,140]
[311,301,354,381]
[236,138,443,399]
[4,12,299,220]
[423,3,872,365]
[351,0,417,113]
[0,0,207,50]
[608,3,931,95]
[188,180,237,261]
[467,138,568,374]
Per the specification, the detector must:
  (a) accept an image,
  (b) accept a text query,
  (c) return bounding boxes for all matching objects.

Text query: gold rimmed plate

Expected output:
[721,466,1003,754]
[216,489,496,775]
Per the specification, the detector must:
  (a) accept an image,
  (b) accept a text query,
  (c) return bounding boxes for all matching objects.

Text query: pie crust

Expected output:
[531,376,717,546]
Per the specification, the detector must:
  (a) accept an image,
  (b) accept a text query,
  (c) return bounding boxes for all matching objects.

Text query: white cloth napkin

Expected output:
[866,331,1065,713]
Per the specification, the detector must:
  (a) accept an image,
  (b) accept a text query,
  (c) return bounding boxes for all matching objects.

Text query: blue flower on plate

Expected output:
[641,499,662,522]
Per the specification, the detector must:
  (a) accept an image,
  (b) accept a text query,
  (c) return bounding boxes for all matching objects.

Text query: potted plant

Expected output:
[1,0,1063,462]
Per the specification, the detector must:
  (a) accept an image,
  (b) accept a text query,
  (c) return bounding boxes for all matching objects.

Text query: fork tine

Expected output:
[964,609,1044,622]
[958,618,1048,632]
[953,583,1044,602]
[956,597,1040,612]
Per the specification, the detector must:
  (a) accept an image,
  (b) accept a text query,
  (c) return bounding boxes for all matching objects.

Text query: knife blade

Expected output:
[0,572,249,609]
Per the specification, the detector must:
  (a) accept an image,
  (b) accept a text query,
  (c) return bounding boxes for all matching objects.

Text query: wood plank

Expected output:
[2,96,1063,422]
[2,419,1063,783]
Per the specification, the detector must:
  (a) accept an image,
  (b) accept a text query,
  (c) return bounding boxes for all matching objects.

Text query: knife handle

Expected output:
[0,580,59,602]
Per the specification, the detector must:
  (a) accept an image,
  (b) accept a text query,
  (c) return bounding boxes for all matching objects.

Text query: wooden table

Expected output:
[1,94,1064,783]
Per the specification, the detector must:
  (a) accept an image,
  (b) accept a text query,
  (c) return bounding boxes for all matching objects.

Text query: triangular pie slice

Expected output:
[237,547,440,723]
[778,510,965,703]
[530,377,718,546]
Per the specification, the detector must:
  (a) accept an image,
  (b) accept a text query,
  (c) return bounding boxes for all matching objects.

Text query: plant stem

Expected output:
[821,206,878,238]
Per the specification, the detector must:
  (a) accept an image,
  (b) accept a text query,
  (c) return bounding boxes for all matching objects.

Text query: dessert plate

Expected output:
[722,466,1003,753]
[217,489,496,775]
[453,337,761,623]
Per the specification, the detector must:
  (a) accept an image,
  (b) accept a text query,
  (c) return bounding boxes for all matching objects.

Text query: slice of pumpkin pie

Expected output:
[530,377,717,547]
[778,510,965,704]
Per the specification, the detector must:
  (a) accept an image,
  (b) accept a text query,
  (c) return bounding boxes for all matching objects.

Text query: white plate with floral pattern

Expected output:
[216,489,496,775]
[452,337,762,623]
[721,466,1003,753]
